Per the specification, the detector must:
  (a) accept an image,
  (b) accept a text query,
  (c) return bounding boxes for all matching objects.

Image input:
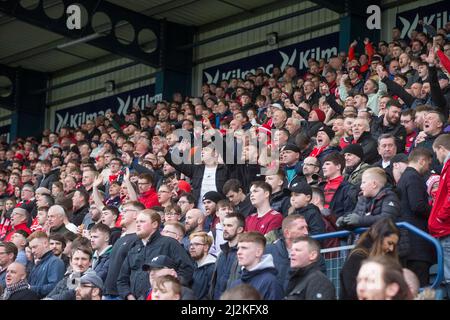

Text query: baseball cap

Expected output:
[288,181,312,196]
[282,143,300,153]
[80,271,104,290]
[270,103,283,110]
[142,255,177,271]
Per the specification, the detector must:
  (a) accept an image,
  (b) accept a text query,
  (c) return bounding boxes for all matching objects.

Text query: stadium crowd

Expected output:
[0,23,450,300]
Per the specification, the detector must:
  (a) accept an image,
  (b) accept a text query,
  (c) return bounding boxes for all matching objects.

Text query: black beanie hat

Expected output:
[342,143,364,160]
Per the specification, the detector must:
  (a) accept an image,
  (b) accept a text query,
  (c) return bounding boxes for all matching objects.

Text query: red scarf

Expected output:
[309,146,327,158]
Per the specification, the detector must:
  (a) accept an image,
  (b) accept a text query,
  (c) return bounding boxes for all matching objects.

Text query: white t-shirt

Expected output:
[198,166,218,212]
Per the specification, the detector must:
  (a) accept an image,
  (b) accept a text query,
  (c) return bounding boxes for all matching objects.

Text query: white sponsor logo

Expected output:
[203,45,337,84]
[398,9,449,39]
[55,92,162,131]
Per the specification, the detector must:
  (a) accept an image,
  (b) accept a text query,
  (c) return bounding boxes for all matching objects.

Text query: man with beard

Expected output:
[210,212,245,300]
[298,156,321,187]
[75,271,103,300]
[398,53,418,86]
[189,231,216,300]
[176,193,195,224]
[401,109,418,154]
[201,191,223,232]
[181,209,205,251]
[371,99,406,153]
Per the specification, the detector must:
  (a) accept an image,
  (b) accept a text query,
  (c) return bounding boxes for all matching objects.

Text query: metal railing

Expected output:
[311,222,444,290]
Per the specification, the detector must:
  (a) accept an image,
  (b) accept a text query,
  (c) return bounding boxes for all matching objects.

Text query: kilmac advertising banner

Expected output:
[202,32,339,84]
[396,1,449,40]
[53,85,161,132]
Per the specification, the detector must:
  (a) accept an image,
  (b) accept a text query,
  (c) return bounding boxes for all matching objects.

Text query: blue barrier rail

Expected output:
[311,222,444,289]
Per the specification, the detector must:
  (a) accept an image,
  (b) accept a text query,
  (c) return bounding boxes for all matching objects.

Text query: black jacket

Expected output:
[354,131,380,164]
[285,261,336,300]
[234,195,255,218]
[37,168,60,190]
[265,237,327,293]
[328,180,358,218]
[344,187,401,228]
[293,204,326,235]
[210,242,240,300]
[117,231,194,299]
[270,189,291,217]
[370,116,407,153]
[340,251,366,300]
[70,205,89,226]
[103,233,139,296]
[5,288,40,300]
[397,167,435,263]
[417,132,444,174]
[164,151,229,202]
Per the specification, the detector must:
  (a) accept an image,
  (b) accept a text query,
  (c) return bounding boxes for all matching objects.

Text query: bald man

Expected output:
[181,209,205,251]
[3,262,39,300]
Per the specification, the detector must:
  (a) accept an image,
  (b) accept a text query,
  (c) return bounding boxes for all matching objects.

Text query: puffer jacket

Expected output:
[229,254,284,300]
[270,189,291,217]
[293,204,326,235]
[117,231,194,299]
[343,187,401,228]
[329,180,358,218]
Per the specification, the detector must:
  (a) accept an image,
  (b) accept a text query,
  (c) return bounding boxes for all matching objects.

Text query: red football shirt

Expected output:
[245,209,283,235]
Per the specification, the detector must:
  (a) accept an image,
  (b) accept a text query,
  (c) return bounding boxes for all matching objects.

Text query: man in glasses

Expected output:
[400,109,418,154]
[176,193,195,224]
[188,231,216,300]
[301,156,321,186]
[76,270,103,300]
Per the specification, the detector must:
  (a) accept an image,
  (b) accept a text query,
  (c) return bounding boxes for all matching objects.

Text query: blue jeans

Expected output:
[440,235,450,298]
[102,295,123,300]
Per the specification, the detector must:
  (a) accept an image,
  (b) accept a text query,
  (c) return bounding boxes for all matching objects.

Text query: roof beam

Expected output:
[199,0,301,32]
[215,0,254,13]
[0,0,162,67]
